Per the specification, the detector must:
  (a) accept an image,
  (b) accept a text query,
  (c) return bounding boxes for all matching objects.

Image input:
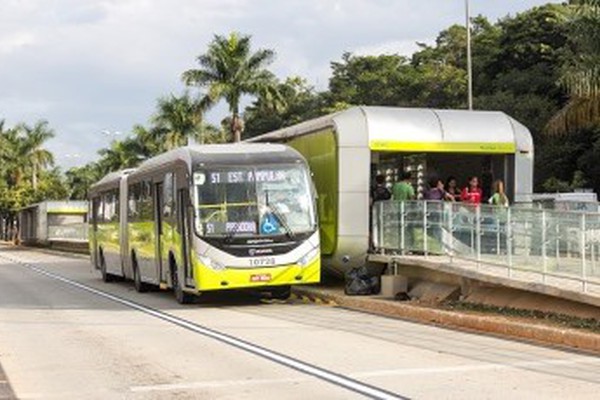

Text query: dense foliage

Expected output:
[0,120,68,229]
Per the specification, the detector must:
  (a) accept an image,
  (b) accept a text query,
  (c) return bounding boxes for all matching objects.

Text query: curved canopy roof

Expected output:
[250,106,533,154]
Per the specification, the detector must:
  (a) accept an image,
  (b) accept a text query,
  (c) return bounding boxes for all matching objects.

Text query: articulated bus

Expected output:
[89,144,321,304]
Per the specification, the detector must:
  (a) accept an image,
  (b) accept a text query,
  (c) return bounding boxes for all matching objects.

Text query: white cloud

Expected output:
[0,32,36,55]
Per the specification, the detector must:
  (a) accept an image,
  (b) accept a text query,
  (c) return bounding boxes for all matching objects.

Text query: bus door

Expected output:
[91,197,100,269]
[157,172,176,284]
[177,188,192,282]
[154,181,164,283]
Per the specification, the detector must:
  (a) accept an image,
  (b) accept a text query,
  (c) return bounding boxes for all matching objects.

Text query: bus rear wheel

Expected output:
[100,251,114,283]
[171,265,194,305]
[132,256,150,293]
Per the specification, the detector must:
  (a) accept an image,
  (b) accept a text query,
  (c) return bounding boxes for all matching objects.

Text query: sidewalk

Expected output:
[292,284,600,354]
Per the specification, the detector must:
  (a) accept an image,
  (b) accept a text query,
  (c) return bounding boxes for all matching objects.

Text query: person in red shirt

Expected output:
[461,176,482,204]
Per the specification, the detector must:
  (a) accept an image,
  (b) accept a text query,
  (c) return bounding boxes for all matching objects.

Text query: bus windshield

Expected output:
[193,164,316,238]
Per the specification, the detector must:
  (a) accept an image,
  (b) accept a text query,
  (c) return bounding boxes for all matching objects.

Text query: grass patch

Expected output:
[444,300,600,334]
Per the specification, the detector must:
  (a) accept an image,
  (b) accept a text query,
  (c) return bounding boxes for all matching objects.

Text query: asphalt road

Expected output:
[1,245,600,399]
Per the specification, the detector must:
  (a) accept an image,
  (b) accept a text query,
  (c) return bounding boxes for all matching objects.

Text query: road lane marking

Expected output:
[131,377,306,392]
[130,356,600,393]
[0,254,407,400]
[353,356,600,378]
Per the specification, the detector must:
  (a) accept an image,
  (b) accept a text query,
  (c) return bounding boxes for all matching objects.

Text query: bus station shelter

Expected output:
[251,106,534,274]
[19,200,88,245]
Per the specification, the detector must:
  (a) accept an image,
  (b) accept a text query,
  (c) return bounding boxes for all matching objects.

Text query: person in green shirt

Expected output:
[488,179,509,207]
[392,171,415,201]
[391,171,415,253]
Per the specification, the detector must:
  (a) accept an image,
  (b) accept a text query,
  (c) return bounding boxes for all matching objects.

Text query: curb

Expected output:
[292,286,600,354]
[290,292,337,306]
[0,244,89,261]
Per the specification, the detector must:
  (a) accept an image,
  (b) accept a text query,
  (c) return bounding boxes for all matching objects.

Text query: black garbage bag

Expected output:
[344,266,380,296]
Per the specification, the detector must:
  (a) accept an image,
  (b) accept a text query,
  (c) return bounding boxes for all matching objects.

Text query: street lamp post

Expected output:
[466,0,473,110]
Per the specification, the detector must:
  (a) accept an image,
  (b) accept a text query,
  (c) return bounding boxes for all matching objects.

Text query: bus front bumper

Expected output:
[193,257,320,291]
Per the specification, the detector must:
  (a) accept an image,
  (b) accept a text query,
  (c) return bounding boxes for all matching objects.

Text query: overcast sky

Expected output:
[0,0,558,169]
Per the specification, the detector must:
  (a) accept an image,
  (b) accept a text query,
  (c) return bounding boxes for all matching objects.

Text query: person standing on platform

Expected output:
[461,176,482,204]
[371,174,391,204]
[392,171,415,253]
[446,176,460,201]
[392,171,415,202]
[425,178,454,201]
[489,179,509,207]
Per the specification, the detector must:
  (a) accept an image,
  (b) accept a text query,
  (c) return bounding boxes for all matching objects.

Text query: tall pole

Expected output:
[465,0,473,110]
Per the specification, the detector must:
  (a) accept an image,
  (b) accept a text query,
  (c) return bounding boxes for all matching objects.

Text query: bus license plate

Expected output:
[250,274,271,282]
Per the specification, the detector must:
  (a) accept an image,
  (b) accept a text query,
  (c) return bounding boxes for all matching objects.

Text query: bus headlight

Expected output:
[298,246,319,267]
[199,255,226,271]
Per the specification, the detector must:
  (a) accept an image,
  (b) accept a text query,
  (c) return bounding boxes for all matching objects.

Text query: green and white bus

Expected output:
[89,144,320,303]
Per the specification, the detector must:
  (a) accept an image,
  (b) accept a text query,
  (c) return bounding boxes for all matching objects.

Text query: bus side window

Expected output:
[113,192,118,221]
[107,192,116,222]
[127,183,138,222]
[163,172,174,218]
[93,196,102,226]
[139,181,153,222]
[102,192,111,223]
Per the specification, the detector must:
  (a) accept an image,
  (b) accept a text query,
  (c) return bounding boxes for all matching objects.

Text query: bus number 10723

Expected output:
[250,257,276,267]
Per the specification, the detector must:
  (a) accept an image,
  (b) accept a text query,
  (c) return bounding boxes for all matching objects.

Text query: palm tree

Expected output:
[18,121,55,191]
[97,139,142,174]
[66,163,102,200]
[152,92,203,150]
[547,0,600,134]
[0,120,8,173]
[131,124,161,157]
[182,32,282,142]
[196,123,224,144]
[1,124,32,187]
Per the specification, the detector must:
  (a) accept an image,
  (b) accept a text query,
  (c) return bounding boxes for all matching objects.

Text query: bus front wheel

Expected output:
[269,285,291,300]
[171,264,194,305]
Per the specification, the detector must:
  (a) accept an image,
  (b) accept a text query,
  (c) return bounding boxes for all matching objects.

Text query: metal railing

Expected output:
[372,200,600,294]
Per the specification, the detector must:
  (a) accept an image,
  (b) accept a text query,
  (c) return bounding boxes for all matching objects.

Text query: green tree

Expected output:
[244,76,328,138]
[34,168,68,202]
[470,4,571,190]
[547,0,600,134]
[97,138,142,174]
[182,32,281,142]
[329,52,419,106]
[65,163,102,200]
[413,16,500,99]
[18,120,55,191]
[0,120,65,233]
[152,92,204,149]
[130,124,161,158]
[0,124,29,187]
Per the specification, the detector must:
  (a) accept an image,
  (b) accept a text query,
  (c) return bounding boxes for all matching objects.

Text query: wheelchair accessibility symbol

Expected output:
[261,214,279,235]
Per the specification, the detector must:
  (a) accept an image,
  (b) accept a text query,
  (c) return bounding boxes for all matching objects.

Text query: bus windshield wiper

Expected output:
[265,190,295,240]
